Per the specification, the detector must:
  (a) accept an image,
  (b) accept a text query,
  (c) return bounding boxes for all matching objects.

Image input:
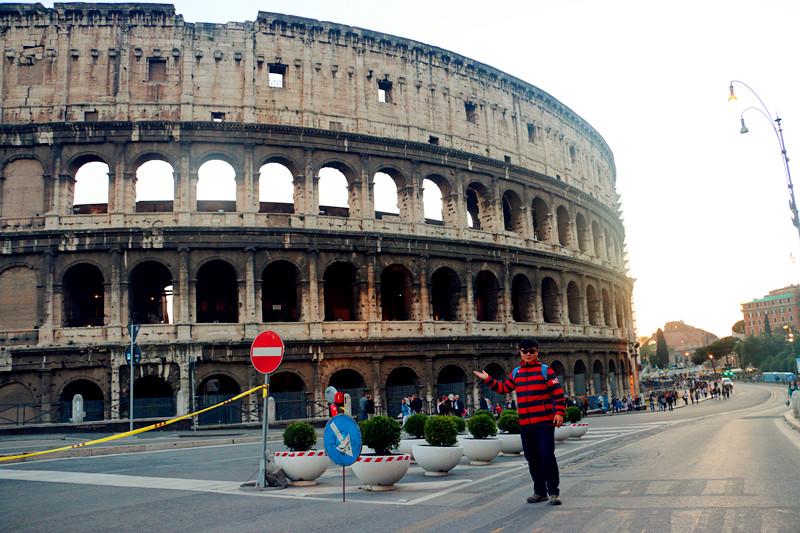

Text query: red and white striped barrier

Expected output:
[274,450,326,458]
[356,454,411,463]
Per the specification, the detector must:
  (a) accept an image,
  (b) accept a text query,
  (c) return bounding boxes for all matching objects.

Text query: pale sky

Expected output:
[61,0,800,338]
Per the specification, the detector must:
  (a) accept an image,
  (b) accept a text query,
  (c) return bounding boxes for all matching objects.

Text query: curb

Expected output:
[783,411,800,433]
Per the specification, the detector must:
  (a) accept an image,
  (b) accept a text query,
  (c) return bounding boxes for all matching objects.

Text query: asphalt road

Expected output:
[1,383,798,533]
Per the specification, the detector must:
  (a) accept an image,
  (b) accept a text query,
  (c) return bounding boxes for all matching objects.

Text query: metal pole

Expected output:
[257,373,270,488]
[190,358,196,431]
[129,331,134,433]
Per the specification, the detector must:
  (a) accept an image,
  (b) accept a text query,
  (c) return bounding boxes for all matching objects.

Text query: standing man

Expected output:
[473,339,565,505]
[358,392,368,421]
[410,393,423,414]
[365,394,375,419]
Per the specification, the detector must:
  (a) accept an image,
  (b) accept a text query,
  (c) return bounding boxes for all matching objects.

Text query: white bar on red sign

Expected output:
[252,347,283,357]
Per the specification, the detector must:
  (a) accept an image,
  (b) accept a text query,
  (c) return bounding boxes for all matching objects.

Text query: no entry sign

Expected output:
[249,330,284,374]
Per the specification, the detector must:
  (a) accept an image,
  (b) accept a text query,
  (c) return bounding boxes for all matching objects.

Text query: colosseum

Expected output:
[0,3,638,426]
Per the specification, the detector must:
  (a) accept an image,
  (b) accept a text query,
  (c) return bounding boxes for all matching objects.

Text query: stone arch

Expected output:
[373,167,407,221]
[379,264,414,321]
[197,158,237,212]
[615,293,626,328]
[436,364,468,406]
[196,259,238,323]
[129,260,174,325]
[423,173,457,227]
[567,281,582,324]
[329,368,367,413]
[258,161,295,214]
[465,181,492,230]
[197,374,242,425]
[0,382,36,425]
[63,263,105,327]
[130,374,175,418]
[573,359,588,395]
[482,362,508,406]
[592,359,605,396]
[323,261,360,321]
[608,359,618,397]
[592,220,603,258]
[59,378,104,422]
[0,266,38,330]
[576,213,589,253]
[541,276,560,324]
[262,260,301,322]
[586,284,601,326]
[502,189,524,233]
[385,366,420,416]
[474,270,500,321]
[318,160,358,217]
[271,371,307,421]
[134,155,175,213]
[511,273,534,322]
[602,288,612,327]
[70,154,110,214]
[431,266,462,321]
[556,205,571,247]
[531,197,550,241]
[550,360,566,387]
[1,158,45,218]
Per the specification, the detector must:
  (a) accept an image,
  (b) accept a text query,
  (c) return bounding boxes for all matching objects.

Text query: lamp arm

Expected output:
[730,80,774,122]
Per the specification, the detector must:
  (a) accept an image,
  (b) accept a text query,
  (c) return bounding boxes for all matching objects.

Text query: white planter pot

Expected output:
[460,438,502,465]
[411,444,463,476]
[497,433,523,454]
[397,438,426,458]
[351,454,411,491]
[273,451,331,486]
[570,423,589,438]
[554,426,571,441]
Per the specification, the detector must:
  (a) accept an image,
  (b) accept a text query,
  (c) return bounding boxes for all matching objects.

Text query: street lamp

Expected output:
[728,80,800,241]
[708,353,717,374]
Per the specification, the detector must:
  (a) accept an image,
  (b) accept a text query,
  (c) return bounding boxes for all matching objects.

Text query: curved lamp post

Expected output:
[728,80,800,241]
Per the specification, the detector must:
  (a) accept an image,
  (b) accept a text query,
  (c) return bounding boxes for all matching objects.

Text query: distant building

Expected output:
[662,321,718,366]
[741,285,800,336]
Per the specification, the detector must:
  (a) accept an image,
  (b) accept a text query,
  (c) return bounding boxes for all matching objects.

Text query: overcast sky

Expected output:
[52,0,800,338]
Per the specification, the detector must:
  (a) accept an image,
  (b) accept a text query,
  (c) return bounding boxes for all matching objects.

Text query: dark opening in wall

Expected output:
[211,112,225,122]
[527,123,537,142]
[428,136,439,145]
[378,79,393,103]
[268,63,287,88]
[464,101,477,123]
[84,111,98,122]
[148,58,167,82]
[504,155,511,163]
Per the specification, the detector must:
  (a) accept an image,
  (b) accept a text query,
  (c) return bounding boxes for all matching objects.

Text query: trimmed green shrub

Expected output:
[497,409,520,434]
[565,406,582,423]
[467,412,497,439]
[447,415,466,434]
[283,421,317,451]
[360,415,402,455]
[403,413,428,439]
[424,416,458,447]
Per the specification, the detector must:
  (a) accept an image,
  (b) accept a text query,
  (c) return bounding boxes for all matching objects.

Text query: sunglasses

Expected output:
[519,348,538,354]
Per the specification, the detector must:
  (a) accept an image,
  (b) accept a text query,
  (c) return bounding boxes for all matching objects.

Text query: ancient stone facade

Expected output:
[0,3,637,425]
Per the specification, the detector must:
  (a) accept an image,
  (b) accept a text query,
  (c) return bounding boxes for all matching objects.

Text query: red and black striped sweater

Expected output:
[483,361,566,426]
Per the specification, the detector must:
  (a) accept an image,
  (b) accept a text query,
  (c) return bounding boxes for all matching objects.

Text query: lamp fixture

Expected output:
[739,118,749,134]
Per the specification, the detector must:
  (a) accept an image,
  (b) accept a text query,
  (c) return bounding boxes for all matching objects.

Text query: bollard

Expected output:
[792,391,800,419]
[344,393,352,416]
[267,396,276,421]
[70,394,85,424]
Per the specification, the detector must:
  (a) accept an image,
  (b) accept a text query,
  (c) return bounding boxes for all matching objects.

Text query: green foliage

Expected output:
[497,409,520,434]
[692,347,709,366]
[447,415,466,434]
[565,406,582,423]
[639,341,656,363]
[739,334,798,372]
[732,320,745,335]
[655,328,669,368]
[359,415,401,455]
[764,315,771,335]
[283,421,317,451]
[423,416,458,447]
[403,413,427,439]
[467,413,497,439]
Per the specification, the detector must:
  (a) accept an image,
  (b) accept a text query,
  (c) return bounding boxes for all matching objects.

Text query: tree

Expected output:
[654,328,669,368]
[732,320,745,335]
[763,314,771,335]
[692,347,709,366]
[639,339,656,364]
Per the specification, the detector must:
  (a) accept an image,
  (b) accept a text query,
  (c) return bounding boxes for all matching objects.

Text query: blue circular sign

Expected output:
[324,414,362,466]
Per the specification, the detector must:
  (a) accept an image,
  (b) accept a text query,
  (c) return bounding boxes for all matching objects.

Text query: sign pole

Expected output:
[342,465,346,503]
[257,373,270,488]
[129,329,135,433]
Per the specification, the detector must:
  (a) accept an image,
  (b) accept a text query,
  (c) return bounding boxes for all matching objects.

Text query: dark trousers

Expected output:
[520,424,559,497]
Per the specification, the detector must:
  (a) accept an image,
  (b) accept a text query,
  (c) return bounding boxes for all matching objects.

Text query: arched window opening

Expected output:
[197,375,241,425]
[604,229,613,261]
[423,177,445,225]
[586,285,601,326]
[556,205,571,247]
[431,267,461,321]
[575,214,589,253]
[380,265,413,321]
[197,159,237,212]
[0,383,36,425]
[324,262,359,321]
[262,261,300,322]
[73,160,109,214]
[60,379,104,422]
[602,288,612,327]
[373,171,400,220]
[196,260,238,323]
[1,158,45,218]
[465,183,490,230]
[475,270,499,321]
[386,367,419,416]
[130,375,175,418]
[502,191,523,233]
[567,281,581,324]
[573,360,587,395]
[482,363,507,406]
[329,369,367,415]
[135,160,174,212]
[0,267,37,330]
[271,372,306,421]
[531,197,549,241]
[550,360,566,386]
[615,295,625,328]
[511,274,534,322]
[318,166,350,217]
[592,360,604,396]
[608,360,618,397]
[436,365,467,407]
[592,221,603,258]
[258,162,295,214]
[63,263,104,327]
[129,261,173,325]
[541,277,560,324]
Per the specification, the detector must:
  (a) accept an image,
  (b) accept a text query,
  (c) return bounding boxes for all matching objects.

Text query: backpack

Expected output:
[512,363,549,381]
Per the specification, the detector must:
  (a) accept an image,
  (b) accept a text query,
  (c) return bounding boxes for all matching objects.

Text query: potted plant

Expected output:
[564,405,588,438]
[273,421,330,486]
[397,413,427,458]
[412,416,464,476]
[447,415,467,434]
[351,415,410,491]
[496,409,522,454]
[460,413,502,465]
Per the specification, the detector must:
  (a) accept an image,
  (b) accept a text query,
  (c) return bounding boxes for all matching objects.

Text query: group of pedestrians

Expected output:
[399,393,423,425]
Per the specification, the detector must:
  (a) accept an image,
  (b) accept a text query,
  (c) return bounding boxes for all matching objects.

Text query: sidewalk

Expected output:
[585,392,714,417]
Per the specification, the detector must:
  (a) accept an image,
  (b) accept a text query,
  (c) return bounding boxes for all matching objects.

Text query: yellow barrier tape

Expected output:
[0,384,266,463]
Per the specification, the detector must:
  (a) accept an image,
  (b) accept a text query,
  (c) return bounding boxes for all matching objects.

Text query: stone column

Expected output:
[417,261,430,322]
[178,359,191,416]
[38,249,56,343]
[424,356,435,413]
[306,250,320,322]
[465,264,475,333]
[242,144,257,214]
[176,248,191,339]
[502,262,512,328]
[39,370,53,423]
[177,143,192,216]
[471,355,480,411]
[109,249,122,327]
[244,247,257,323]
[371,358,383,413]
[532,267,542,323]
[363,255,377,322]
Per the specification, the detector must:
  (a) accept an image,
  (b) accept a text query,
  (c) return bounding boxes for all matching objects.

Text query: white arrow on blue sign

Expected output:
[127,324,140,342]
[324,414,362,466]
[125,345,142,363]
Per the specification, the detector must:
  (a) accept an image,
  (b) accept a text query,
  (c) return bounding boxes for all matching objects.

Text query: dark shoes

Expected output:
[527,494,549,503]
[549,495,562,505]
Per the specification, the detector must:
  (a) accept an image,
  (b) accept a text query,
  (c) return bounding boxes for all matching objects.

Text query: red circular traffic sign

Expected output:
[249,330,284,374]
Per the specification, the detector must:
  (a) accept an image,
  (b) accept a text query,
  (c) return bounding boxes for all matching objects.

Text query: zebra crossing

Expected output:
[554,420,671,458]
